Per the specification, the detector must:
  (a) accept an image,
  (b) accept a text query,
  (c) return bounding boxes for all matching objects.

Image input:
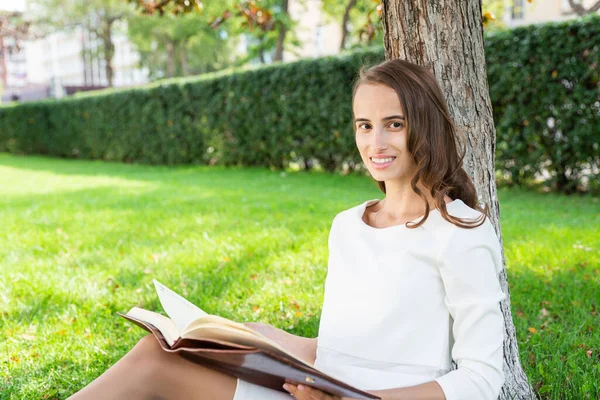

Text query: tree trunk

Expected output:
[381,1,536,399]
[166,41,176,77]
[567,0,600,15]
[274,0,289,61]
[100,20,115,87]
[340,0,358,51]
[180,40,189,76]
[258,34,266,64]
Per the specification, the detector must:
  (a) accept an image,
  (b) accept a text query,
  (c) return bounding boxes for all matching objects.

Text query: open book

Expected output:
[118,279,380,399]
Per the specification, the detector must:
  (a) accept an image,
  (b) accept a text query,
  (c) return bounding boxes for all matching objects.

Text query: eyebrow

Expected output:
[353,115,405,123]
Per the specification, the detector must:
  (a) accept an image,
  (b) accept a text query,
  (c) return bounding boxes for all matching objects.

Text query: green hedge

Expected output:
[1,15,598,193]
[486,14,599,193]
[0,50,383,169]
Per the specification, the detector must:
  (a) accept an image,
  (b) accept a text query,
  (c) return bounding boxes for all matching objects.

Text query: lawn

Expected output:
[0,153,598,399]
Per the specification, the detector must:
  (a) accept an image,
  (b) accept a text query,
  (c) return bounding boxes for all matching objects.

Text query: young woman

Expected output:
[68,58,506,400]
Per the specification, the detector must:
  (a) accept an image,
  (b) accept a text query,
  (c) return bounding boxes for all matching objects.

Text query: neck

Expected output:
[378,180,438,216]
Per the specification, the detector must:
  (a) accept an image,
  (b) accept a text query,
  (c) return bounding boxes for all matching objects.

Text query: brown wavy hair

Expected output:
[352,58,488,229]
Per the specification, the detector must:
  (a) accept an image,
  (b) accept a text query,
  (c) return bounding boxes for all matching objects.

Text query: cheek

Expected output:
[355,134,366,150]
[391,132,408,149]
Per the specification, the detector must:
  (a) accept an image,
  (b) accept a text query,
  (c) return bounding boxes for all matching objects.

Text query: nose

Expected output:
[372,126,388,149]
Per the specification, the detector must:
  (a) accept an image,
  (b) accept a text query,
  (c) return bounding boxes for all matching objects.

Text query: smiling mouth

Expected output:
[370,157,396,164]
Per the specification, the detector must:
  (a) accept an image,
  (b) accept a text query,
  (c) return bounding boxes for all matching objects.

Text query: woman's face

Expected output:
[353,83,418,184]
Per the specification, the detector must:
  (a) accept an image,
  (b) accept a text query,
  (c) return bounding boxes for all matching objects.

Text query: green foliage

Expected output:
[0,46,383,169]
[127,12,238,79]
[0,15,598,193]
[320,0,384,50]
[486,14,600,193]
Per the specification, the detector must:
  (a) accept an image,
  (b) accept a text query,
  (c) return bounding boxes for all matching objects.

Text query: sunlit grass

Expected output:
[0,153,598,399]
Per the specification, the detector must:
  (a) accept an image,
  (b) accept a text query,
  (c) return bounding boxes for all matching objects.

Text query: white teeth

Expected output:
[372,157,395,164]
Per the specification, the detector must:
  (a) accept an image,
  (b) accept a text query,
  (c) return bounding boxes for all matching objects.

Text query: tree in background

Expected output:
[127,11,238,79]
[566,0,600,15]
[0,11,32,52]
[30,0,136,87]
[0,11,33,102]
[381,0,535,397]
[320,0,383,51]
[130,0,303,65]
[320,0,528,53]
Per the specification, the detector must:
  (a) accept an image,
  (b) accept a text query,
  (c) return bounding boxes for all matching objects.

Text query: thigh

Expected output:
[142,336,239,400]
[233,379,293,400]
[69,334,239,400]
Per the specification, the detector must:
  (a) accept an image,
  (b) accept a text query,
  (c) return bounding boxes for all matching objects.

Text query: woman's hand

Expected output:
[283,383,382,400]
[283,383,342,399]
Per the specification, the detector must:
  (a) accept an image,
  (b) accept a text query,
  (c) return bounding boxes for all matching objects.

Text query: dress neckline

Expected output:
[358,198,463,231]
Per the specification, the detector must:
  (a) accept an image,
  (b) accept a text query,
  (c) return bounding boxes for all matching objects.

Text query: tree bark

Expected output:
[258,34,266,64]
[180,39,189,76]
[166,41,176,77]
[567,0,600,15]
[100,20,115,87]
[274,0,289,61]
[340,0,358,51]
[381,1,536,399]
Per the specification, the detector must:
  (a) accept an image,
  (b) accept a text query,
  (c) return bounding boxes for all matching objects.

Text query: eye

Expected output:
[390,122,404,129]
[357,123,371,130]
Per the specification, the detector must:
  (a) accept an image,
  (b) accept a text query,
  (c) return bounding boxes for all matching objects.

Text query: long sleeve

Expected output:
[433,218,506,400]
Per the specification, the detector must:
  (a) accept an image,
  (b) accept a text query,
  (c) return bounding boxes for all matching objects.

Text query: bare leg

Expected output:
[68,334,237,400]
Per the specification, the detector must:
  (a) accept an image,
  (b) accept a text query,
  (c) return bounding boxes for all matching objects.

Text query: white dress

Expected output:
[233,198,506,400]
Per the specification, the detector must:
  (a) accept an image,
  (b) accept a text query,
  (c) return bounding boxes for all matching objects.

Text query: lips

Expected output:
[370,156,396,169]
[370,156,397,162]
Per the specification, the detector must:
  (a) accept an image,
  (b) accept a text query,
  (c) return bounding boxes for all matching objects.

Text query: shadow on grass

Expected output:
[0,153,370,193]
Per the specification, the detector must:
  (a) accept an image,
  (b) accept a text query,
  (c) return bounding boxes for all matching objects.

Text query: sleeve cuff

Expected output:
[434,373,459,400]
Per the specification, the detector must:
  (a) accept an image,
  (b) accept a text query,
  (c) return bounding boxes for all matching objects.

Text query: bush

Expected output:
[1,15,598,193]
[486,14,600,193]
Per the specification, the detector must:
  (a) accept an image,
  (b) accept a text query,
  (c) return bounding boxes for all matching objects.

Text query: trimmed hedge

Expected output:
[1,15,598,193]
[486,14,600,193]
[0,50,383,170]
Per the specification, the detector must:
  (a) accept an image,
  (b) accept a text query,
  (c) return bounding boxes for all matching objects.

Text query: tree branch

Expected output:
[567,0,600,15]
[340,0,358,51]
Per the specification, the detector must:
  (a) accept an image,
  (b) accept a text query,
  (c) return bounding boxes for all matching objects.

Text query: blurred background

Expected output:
[0,0,593,103]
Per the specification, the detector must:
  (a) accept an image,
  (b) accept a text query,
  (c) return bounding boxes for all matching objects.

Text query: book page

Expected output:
[153,279,208,333]
[127,307,180,347]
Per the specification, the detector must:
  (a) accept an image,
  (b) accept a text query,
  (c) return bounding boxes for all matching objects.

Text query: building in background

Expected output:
[0,34,35,101]
[1,0,149,103]
[505,0,599,27]
[285,0,341,61]
[25,21,149,97]
[0,0,46,102]
[4,0,340,102]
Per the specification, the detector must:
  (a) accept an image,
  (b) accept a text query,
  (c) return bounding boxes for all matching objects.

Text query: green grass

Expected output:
[0,153,598,399]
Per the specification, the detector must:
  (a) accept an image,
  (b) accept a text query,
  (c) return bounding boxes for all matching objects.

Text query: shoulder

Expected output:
[330,199,374,228]
[445,200,497,240]
[431,199,493,241]
[446,199,488,222]
[440,200,503,271]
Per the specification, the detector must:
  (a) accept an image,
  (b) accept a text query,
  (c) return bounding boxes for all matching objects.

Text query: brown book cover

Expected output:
[117,279,380,399]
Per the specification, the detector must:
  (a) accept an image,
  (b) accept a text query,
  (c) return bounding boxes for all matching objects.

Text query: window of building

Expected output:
[511,0,525,19]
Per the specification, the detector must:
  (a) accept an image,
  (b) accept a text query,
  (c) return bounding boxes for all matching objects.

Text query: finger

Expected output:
[284,383,304,398]
[284,383,320,399]
[296,384,317,399]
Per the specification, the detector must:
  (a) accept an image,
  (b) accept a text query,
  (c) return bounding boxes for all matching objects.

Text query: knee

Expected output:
[116,335,172,395]
[130,334,166,369]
